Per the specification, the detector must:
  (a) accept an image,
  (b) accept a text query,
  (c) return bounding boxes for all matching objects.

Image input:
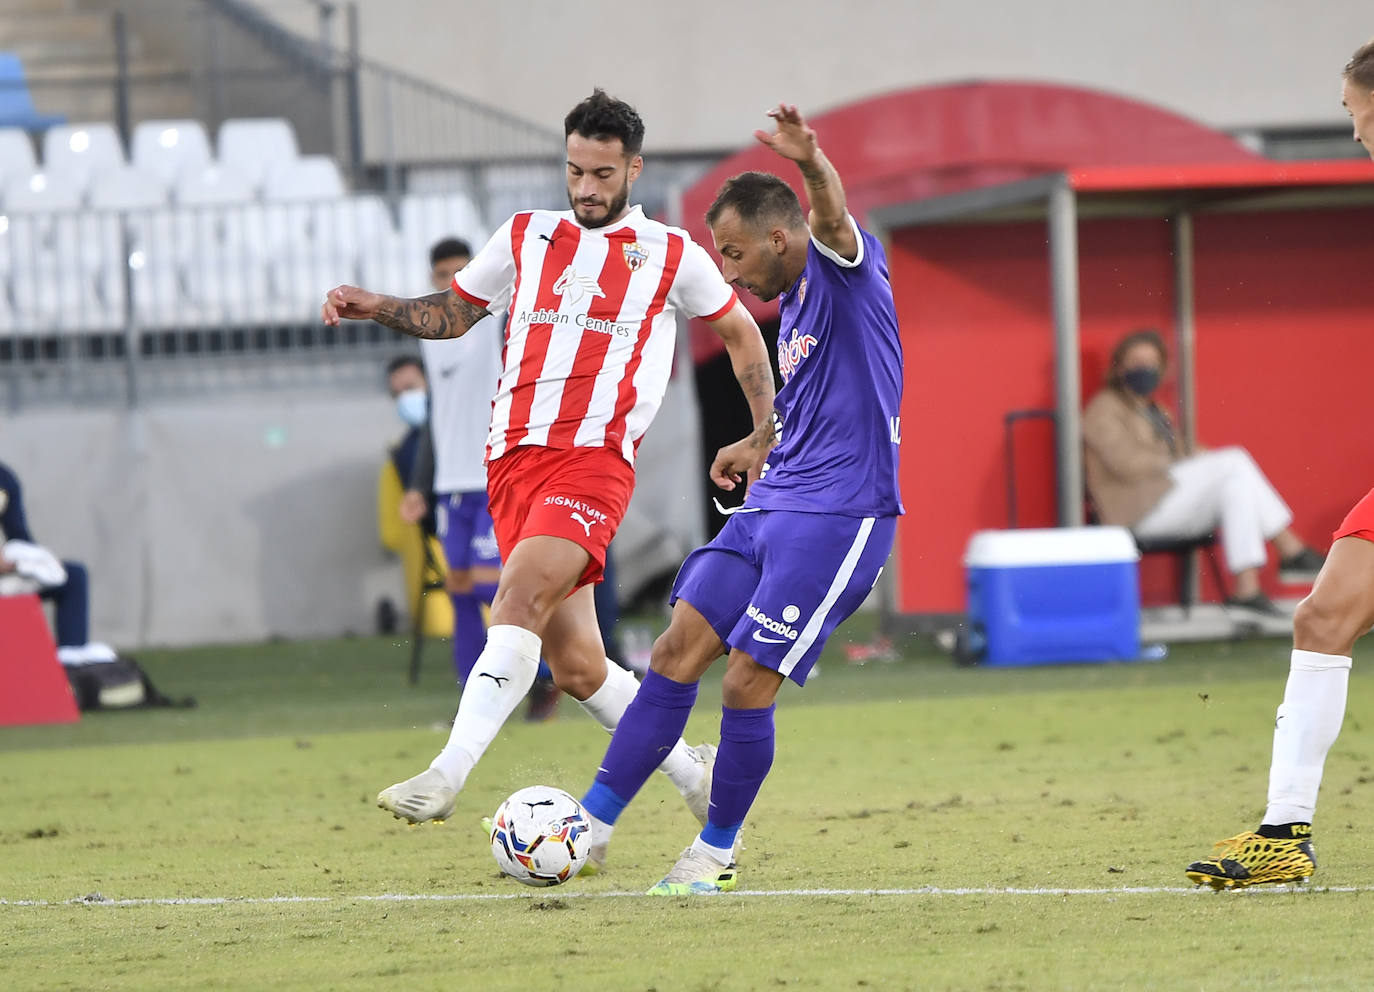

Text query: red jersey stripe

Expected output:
[451,283,489,308]
[699,291,739,322]
[607,231,683,450]
[484,212,534,464]
[503,219,581,451]
[545,230,639,448]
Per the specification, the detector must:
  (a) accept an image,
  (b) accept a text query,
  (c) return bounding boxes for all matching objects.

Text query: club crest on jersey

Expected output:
[798,276,807,305]
[552,264,605,305]
[622,241,649,272]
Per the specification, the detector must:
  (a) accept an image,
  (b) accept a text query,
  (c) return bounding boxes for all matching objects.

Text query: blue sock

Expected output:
[699,705,775,852]
[583,669,698,825]
[450,592,486,684]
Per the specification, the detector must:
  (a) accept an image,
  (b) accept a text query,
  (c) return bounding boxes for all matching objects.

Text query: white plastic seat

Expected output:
[1,170,82,212]
[218,117,299,193]
[42,123,125,196]
[173,163,254,206]
[262,155,345,201]
[0,127,37,187]
[87,165,168,211]
[0,177,86,272]
[399,191,487,260]
[132,119,212,185]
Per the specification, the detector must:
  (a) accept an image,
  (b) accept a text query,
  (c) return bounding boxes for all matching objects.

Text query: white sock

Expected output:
[691,834,734,866]
[588,814,614,851]
[1264,648,1351,825]
[576,660,704,793]
[430,624,541,790]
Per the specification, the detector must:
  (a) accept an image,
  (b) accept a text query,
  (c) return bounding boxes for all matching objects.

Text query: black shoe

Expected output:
[1278,548,1325,584]
[1224,593,1288,622]
[524,678,560,723]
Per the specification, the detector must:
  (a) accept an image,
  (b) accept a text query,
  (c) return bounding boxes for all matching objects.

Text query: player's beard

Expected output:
[569,178,631,229]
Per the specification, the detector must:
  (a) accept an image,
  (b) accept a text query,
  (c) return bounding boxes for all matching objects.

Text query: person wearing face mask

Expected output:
[378,354,453,639]
[1082,328,1324,622]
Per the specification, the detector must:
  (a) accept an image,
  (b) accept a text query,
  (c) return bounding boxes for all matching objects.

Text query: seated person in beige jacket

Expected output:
[1082,328,1323,619]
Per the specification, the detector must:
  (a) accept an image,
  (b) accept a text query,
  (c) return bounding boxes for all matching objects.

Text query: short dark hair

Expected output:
[1106,328,1168,387]
[705,171,807,232]
[564,89,645,157]
[1345,38,1374,89]
[430,237,472,268]
[386,354,424,378]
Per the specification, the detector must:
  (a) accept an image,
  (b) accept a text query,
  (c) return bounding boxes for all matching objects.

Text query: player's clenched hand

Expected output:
[710,437,766,492]
[322,285,384,325]
[398,490,428,525]
[753,104,817,164]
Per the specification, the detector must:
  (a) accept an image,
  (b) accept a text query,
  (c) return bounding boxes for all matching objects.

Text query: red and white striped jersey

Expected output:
[452,206,737,466]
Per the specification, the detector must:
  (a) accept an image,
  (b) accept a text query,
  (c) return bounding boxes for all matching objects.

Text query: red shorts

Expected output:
[1333,487,1374,545]
[486,444,635,589]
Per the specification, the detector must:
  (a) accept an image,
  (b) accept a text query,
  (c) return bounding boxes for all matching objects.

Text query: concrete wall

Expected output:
[255,0,1369,152]
[1,367,705,649]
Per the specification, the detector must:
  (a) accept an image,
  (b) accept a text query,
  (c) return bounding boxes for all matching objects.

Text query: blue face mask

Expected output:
[1121,368,1161,397]
[395,388,428,427]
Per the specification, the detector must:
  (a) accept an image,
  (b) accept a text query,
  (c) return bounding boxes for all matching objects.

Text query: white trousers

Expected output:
[1132,446,1292,574]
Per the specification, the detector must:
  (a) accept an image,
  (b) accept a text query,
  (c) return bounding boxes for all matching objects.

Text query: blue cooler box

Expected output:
[964,527,1140,666]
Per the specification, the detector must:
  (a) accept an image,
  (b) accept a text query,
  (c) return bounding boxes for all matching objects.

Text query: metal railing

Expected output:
[0,0,569,409]
[0,192,490,410]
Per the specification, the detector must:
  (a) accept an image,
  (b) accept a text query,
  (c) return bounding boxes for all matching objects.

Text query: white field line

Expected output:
[3,884,1372,907]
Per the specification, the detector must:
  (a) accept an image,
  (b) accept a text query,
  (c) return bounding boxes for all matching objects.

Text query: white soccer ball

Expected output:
[488,785,591,887]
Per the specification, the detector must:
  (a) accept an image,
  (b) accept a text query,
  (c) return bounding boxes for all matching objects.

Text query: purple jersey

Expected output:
[743,216,904,517]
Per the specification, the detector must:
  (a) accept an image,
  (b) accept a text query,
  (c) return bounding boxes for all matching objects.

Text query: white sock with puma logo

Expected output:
[431,624,541,791]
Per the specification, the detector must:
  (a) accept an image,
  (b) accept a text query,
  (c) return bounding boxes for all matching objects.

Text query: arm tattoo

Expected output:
[798,158,829,192]
[735,361,778,448]
[375,291,487,340]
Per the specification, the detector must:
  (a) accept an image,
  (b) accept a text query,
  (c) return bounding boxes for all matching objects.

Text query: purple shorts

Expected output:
[670,510,896,686]
[437,490,502,571]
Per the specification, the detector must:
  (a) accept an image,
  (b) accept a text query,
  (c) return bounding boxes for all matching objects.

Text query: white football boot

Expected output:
[377,767,456,824]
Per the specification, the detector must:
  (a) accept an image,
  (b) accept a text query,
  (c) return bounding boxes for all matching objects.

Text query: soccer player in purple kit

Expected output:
[579,103,904,894]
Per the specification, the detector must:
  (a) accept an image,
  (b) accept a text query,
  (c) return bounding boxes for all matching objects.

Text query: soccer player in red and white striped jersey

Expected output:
[1184,38,1374,889]
[324,90,776,828]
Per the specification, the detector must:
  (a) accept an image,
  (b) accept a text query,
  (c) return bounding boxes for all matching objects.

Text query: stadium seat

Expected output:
[174,163,254,206]
[0,53,65,131]
[399,191,487,259]
[1,169,82,212]
[87,164,168,211]
[218,117,300,193]
[263,155,346,201]
[0,175,85,275]
[0,127,37,186]
[346,195,413,293]
[132,119,213,184]
[42,123,126,196]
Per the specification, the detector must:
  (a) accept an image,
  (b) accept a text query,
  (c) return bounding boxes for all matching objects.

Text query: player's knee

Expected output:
[489,582,558,630]
[547,650,605,699]
[720,658,781,710]
[647,626,698,682]
[1293,592,1359,656]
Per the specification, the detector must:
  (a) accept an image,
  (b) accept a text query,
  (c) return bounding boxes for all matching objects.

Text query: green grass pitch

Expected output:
[4,622,1374,991]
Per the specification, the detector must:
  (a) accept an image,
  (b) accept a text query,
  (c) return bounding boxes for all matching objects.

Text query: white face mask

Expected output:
[395,388,428,427]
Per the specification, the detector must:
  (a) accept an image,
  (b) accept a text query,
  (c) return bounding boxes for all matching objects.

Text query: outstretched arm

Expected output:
[707,301,777,489]
[321,286,488,340]
[754,104,858,262]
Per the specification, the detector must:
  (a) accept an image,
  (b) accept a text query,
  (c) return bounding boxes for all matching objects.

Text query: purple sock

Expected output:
[450,592,487,684]
[699,705,775,852]
[583,669,698,825]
